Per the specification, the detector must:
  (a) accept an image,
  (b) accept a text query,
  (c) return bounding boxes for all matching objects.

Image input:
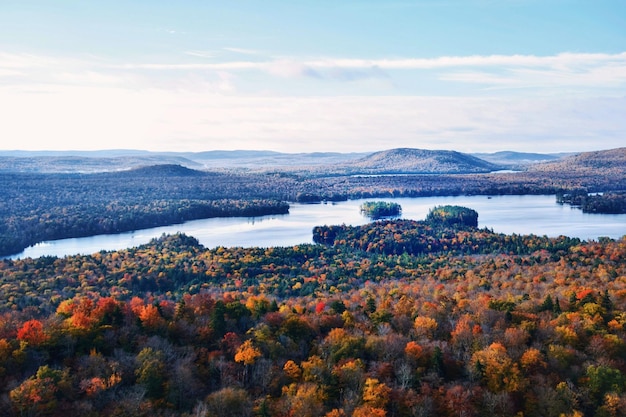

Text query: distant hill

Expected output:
[344,148,503,174]
[1,147,622,177]
[0,154,201,173]
[473,151,563,168]
[529,147,626,176]
[189,150,283,159]
[122,164,208,177]
[0,150,366,173]
[192,150,368,171]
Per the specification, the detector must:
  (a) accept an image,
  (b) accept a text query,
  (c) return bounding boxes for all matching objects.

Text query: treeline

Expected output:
[2,163,626,257]
[313,219,579,258]
[557,191,626,214]
[0,219,625,416]
[0,166,295,257]
[0,198,288,257]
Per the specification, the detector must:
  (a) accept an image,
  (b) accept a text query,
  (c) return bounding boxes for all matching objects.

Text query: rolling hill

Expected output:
[472,151,564,168]
[529,147,626,176]
[2,147,623,177]
[343,148,503,174]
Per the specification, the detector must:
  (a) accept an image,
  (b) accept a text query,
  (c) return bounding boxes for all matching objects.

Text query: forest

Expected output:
[0,208,625,416]
[557,192,626,214]
[2,156,626,257]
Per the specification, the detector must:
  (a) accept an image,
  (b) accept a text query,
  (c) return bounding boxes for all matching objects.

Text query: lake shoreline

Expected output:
[5,195,625,260]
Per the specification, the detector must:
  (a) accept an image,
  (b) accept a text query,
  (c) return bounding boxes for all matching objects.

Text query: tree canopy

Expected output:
[359,201,402,219]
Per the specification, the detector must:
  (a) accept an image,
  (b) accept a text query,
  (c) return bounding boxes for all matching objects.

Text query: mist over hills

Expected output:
[0,147,616,176]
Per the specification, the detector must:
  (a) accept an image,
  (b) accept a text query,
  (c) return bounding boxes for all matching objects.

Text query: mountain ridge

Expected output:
[346,148,502,174]
[1,147,621,176]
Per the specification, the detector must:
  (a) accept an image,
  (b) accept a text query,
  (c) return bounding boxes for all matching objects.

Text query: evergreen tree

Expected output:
[553,297,562,314]
[540,294,554,312]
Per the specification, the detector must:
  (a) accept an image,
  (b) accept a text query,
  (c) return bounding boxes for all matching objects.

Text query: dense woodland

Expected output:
[2,155,626,257]
[0,208,625,416]
[557,192,626,214]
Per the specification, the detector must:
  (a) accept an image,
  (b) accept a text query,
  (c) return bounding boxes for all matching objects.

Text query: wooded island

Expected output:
[359,201,402,219]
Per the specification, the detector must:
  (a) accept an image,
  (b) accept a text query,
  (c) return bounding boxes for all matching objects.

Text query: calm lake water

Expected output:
[8,195,626,259]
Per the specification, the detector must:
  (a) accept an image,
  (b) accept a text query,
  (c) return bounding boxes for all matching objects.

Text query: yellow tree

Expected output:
[362,377,391,409]
[413,316,438,339]
[281,382,327,417]
[471,343,525,393]
[284,359,302,380]
[234,339,262,366]
[234,339,262,384]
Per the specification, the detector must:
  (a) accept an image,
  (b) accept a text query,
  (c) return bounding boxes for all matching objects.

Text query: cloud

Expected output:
[301,52,626,71]
[223,47,262,55]
[1,50,624,153]
[184,50,215,58]
[101,51,626,90]
[104,52,624,71]
[0,69,23,78]
[265,60,322,79]
[7,50,625,73]
[439,55,626,90]
[3,50,625,99]
[2,78,623,153]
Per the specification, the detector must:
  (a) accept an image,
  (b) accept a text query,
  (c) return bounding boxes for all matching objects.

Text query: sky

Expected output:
[0,0,625,154]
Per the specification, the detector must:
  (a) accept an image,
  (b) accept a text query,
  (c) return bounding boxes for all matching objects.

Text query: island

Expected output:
[425,205,479,227]
[360,201,402,219]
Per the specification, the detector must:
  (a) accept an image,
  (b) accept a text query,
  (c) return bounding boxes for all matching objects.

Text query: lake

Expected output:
[8,195,626,259]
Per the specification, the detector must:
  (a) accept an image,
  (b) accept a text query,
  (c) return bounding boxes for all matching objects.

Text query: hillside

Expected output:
[473,150,563,168]
[3,148,623,177]
[123,164,207,177]
[529,147,626,178]
[344,148,503,174]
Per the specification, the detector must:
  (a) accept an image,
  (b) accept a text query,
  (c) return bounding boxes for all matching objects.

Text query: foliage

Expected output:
[558,191,626,214]
[426,205,479,227]
[359,201,402,219]
[3,152,626,257]
[0,218,625,415]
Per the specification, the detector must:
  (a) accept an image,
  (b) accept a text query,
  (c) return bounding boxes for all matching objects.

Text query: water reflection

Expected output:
[8,195,626,259]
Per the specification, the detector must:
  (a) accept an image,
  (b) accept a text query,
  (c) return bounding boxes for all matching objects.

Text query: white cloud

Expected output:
[184,50,215,58]
[101,51,626,91]
[1,50,624,153]
[7,50,623,93]
[0,52,59,69]
[223,47,262,55]
[265,60,321,79]
[439,71,519,85]
[1,80,623,153]
[109,51,625,71]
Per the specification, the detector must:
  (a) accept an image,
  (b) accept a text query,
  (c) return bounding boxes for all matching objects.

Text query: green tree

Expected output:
[136,348,167,399]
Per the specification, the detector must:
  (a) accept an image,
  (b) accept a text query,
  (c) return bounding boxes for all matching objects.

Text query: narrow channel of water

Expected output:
[8,195,626,259]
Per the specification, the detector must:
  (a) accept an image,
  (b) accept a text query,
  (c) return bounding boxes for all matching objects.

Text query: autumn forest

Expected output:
[0,206,625,417]
[1,148,626,416]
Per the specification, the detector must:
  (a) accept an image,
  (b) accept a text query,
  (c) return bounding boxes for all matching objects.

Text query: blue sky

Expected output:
[1,0,625,153]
